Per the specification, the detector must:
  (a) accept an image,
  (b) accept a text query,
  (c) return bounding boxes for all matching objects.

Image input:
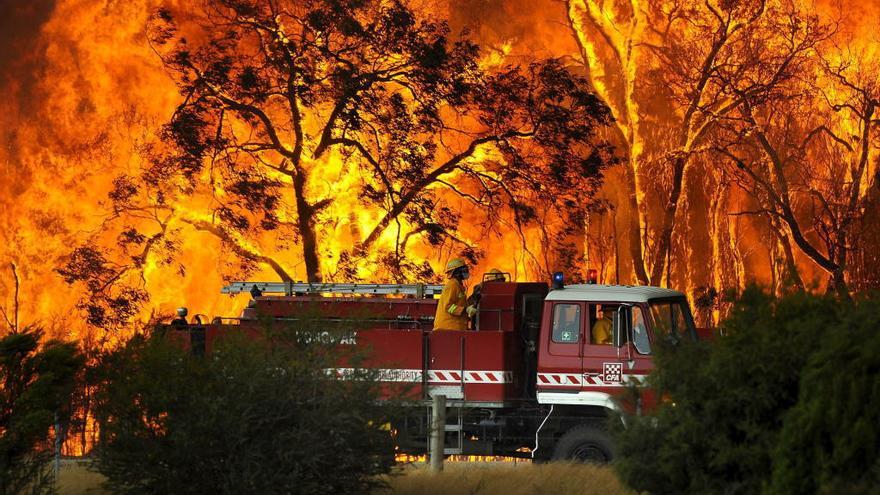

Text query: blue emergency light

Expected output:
[552,271,565,290]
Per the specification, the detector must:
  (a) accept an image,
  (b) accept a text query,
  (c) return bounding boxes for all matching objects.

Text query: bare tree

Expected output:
[566,0,827,287]
[716,40,879,295]
[566,0,651,284]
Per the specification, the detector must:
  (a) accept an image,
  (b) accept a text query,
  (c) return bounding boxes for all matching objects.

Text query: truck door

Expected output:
[622,304,654,388]
[581,303,624,390]
[520,293,544,397]
[582,304,654,398]
[538,301,586,390]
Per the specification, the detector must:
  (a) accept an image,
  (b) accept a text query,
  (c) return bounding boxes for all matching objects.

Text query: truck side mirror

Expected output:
[612,307,631,348]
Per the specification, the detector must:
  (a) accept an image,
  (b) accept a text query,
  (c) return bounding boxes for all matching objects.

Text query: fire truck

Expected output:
[168,272,698,462]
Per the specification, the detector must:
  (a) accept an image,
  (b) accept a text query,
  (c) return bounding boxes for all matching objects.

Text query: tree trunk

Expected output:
[292,170,322,282]
[621,163,650,285]
[708,176,733,326]
[830,268,849,297]
[767,216,803,292]
[564,2,647,285]
[649,157,687,286]
[829,229,849,297]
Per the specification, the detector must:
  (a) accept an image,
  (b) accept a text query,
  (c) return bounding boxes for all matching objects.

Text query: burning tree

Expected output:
[567,0,822,285]
[57,0,614,329]
[566,0,879,301]
[144,0,613,282]
[715,42,880,295]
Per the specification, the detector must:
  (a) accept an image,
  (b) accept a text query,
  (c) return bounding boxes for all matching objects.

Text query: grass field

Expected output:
[378,462,634,495]
[55,460,105,495]
[55,459,634,495]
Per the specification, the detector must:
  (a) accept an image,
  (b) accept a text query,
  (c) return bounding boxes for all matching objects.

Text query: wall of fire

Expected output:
[1,0,879,341]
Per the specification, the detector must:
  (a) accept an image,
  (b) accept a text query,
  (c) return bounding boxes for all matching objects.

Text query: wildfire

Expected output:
[1,0,879,347]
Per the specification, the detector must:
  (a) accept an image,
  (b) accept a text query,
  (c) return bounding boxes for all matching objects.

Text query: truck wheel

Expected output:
[551,425,613,463]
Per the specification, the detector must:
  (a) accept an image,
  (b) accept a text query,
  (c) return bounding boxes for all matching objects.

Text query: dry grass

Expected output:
[54,459,633,495]
[55,460,108,495]
[377,462,635,495]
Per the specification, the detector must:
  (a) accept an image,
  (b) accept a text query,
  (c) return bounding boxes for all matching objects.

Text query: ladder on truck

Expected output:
[444,403,465,455]
[221,281,444,298]
[426,402,465,456]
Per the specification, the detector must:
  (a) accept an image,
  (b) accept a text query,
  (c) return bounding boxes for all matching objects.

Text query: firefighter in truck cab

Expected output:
[433,258,477,331]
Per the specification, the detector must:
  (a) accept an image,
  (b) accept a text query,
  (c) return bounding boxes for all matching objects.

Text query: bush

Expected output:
[0,328,83,495]
[92,323,400,495]
[612,288,844,494]
[769,295,880,495]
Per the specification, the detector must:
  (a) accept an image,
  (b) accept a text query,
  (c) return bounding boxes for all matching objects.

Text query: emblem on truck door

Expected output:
[603,362,622,383]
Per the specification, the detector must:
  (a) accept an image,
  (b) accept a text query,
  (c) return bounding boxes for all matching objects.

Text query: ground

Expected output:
[55,459,634,495]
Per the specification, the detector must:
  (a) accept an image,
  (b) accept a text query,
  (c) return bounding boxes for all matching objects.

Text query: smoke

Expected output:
[0,0,56,202]
[0,0,61,228]
[0,0,55,91]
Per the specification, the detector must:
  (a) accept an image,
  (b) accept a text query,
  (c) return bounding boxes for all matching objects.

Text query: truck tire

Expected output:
[551,424,614,463]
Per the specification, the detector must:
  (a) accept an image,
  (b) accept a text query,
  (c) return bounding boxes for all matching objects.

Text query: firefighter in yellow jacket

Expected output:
[433,258,477,331]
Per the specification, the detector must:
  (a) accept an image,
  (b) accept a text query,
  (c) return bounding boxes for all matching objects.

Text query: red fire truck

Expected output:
[169,273,698,462]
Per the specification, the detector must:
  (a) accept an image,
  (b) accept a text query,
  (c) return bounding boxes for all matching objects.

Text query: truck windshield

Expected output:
[648,298,696,341]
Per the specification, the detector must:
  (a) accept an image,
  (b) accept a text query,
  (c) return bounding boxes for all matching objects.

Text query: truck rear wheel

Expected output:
[551,425,613,463]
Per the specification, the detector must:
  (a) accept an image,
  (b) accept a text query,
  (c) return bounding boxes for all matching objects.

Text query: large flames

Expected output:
[1,0,879,345]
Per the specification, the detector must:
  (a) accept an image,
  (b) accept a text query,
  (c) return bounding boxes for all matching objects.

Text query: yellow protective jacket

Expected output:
[433,278,468,331]
[592,317,612,344]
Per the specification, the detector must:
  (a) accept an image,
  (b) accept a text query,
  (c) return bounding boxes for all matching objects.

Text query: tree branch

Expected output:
[0,263,19,333]
[182,218,294,282]
[360,131,533,251]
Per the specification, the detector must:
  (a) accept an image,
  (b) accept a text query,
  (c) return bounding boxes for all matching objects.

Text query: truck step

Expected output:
[444,424,462,432]
[444,448,463,455]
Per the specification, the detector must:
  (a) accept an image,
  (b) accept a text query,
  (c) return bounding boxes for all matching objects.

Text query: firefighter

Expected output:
[467,268,505,307]
[485,268,505,282]
[433,258,476,331]
[591,304,614,345]
[170,307,189,326]
[467,268,505,328]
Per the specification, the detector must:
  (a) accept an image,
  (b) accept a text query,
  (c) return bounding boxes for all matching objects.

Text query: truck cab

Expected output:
[529,284,697,461]
[537,285,697,408]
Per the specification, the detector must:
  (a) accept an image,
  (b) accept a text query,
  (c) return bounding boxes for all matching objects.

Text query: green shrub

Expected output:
[0,328,83,495]
[613,288,842,494]
[92,323,400,495]
[769,294,880,495]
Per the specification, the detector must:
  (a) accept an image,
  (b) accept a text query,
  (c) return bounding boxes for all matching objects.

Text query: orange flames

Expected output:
[1,0,879,344]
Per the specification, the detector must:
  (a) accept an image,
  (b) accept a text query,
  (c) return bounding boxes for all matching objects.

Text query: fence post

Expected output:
[54,412,62,477]
[430,394,446,472]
